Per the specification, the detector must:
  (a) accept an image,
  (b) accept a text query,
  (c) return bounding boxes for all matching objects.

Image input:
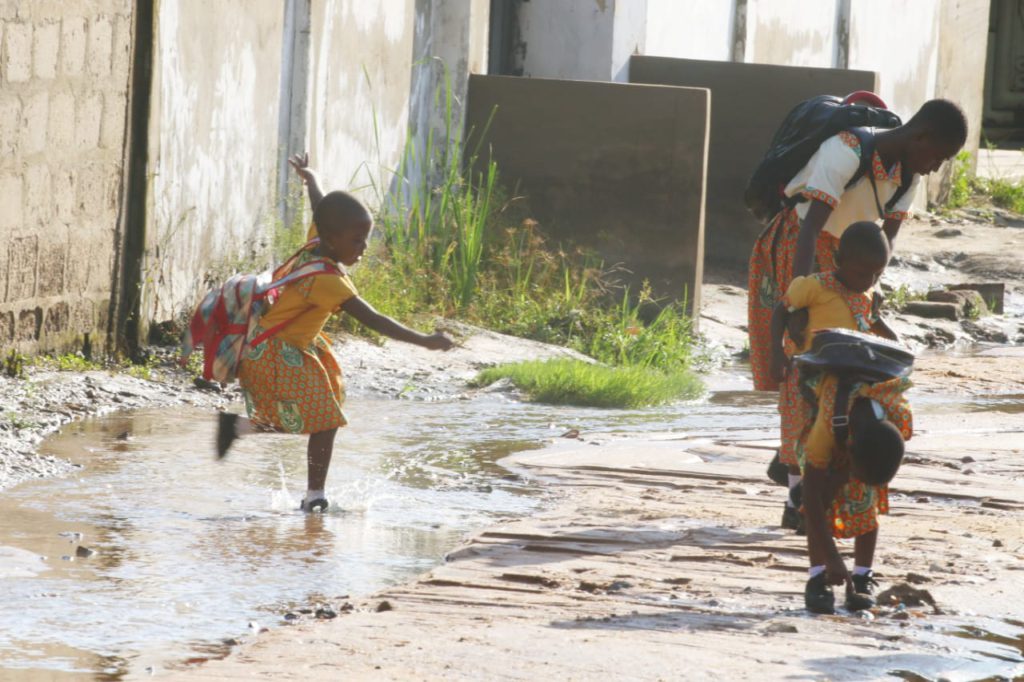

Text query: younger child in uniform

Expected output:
[795,368,911,614]
[216,187,454,512]
[770,221,897,532]
[770,220,911,612]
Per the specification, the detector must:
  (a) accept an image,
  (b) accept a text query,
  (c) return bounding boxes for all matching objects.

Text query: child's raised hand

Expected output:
[288,152,317,185]
[423,332,455,351]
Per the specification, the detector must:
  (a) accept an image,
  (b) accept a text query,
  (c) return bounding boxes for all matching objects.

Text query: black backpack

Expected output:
[744,94,911,224]
[793,328,914,443]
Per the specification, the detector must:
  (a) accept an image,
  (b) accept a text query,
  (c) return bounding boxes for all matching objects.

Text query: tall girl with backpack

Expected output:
[745,95,967,530]
[185,160,454,512]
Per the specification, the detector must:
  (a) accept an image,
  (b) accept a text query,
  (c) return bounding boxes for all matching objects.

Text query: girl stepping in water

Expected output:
[217,165,454,511]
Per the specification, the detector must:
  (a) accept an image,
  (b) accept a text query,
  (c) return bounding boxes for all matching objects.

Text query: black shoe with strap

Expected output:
[805,572,835,615]
[845,570,880,611]
[780,504,807,535]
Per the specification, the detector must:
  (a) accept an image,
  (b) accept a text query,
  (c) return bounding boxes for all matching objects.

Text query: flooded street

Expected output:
[0,375,782,680]
[1,347,1022,680]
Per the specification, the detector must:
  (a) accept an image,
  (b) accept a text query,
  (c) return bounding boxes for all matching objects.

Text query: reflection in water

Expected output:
[4,381,1016,680]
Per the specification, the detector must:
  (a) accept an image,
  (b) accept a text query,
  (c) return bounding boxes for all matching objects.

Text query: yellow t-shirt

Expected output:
[784,276,869,353]
[306,222,318,241]
[259,270,358,349]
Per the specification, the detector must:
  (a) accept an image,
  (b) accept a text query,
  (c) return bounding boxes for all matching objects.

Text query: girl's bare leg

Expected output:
[306,429,338,492]
[853,528,878,570]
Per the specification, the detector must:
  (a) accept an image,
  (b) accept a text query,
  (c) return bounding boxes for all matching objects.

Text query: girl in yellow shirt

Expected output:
[769,221,896,532]
[218,178,454,512]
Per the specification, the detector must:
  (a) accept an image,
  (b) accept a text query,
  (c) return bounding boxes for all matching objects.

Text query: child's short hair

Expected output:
[906,99,968,149]
[838,221,890,265]
[850,398,905,485]
[314,191,371,235]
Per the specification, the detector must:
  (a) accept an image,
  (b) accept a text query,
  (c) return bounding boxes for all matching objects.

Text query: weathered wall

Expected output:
[143,0,285,324]
[509,0,644,83]
[933,0,989,189]
[630,56,877,267]
[465,75,709,316]
[408,0,489,188]
[0,0,132,352]
[745,0,837,68]
[306,0,415,206]
[847,1,940,124]
[644,0,733,62]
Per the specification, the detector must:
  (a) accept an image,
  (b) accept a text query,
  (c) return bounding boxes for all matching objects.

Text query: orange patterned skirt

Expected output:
[747,207,840,393]
[238,330,347,434]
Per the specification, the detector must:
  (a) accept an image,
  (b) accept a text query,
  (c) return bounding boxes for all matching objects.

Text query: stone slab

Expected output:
[629,56,878,267]
[465,74,709,317]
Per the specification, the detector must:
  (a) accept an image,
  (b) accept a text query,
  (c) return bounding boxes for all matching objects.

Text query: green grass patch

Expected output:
[472,358,703,409]
[945,148,1024,215]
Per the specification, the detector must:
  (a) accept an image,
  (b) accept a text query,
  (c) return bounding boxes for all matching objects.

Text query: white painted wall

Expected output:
[848,1,940,122]
[745,0,838,67]
[146,0,285,322]
[306,0,415,205]
[644,0,733,62]
[611,0,648,81]
[515,0,615,80]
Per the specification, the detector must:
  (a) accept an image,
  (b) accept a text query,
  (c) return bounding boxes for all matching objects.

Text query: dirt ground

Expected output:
[150,213,1024,681]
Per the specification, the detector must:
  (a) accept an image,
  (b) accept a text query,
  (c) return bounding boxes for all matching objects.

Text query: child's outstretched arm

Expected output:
[882,217,903,245]
[289,152,324,212]
[341,296,454,351]
[803,465,850,588]
[793,200,834,278]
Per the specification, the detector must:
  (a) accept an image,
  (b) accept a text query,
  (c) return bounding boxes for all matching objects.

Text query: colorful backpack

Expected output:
[181,241,341,383]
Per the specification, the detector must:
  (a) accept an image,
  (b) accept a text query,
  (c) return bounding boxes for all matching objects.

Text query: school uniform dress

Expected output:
[777,271,878,467]
[238,248,356,434]
[797,373,913,539]
[747,130,920,392]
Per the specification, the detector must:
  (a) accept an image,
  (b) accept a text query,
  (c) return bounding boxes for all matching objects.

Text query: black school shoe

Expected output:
[805,573,836,614]
[216,413,239,459]
[767,450,789,486]
[780,504,806,535]
[845,570,879,611]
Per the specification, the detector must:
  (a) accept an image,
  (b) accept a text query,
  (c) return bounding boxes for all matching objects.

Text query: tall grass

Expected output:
[333,65,703,406]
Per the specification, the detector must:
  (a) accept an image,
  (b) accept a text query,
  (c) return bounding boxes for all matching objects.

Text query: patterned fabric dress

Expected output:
[777,271,876,466]
[748,208,840,392]
[798,374,913,539]
[237,249,355,434]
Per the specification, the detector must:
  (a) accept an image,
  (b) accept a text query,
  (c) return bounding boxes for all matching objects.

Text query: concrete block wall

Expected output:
[465,75,709,317]
[0,0,132,352]
[630,57,877,267]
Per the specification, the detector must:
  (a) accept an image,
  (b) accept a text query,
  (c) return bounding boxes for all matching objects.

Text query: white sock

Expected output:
[786,474,801,508]
[304,489,326,502]
[808,565,826,578]
[852,565,872,576]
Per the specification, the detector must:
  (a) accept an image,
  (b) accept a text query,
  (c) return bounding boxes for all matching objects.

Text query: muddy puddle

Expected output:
[0,385,782,680]
[2,366,1022,680]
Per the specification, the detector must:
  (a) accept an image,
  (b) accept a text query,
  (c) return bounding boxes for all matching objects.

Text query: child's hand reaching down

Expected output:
[423,332,455,351]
